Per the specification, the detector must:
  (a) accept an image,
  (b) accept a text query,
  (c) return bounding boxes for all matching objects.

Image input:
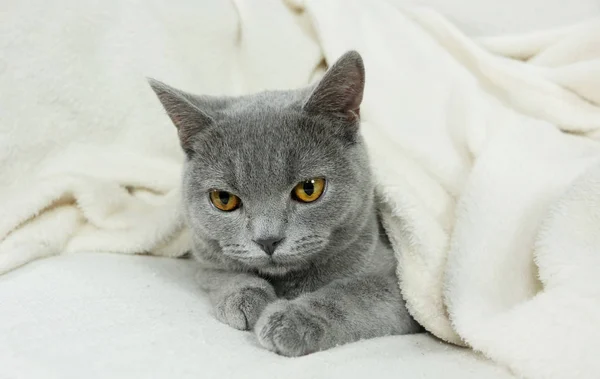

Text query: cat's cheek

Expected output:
[191,203,247,241]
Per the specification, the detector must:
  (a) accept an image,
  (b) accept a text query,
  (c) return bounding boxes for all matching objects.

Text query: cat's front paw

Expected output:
[255,300,326,357]
[214,287,273,331]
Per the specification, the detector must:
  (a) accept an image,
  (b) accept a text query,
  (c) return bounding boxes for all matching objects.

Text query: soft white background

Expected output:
[1,0,599,378]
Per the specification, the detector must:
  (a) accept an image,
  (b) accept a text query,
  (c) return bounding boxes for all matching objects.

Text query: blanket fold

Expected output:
[305,1,600,378]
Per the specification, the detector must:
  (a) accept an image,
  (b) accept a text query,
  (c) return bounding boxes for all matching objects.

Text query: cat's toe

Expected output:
[255,300,325,357]
[214,287,272,330]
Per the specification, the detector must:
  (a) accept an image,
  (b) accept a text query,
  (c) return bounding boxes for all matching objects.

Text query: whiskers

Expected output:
[220,243,250,257]
[288,235,328,256]
[219,235,328,264]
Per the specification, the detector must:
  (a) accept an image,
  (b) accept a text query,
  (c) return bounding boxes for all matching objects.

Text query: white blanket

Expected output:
[0,0,321,272]
[1,0,600,378]
[304,1,600,378]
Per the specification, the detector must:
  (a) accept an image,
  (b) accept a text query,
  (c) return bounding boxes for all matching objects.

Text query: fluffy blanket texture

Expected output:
[1,0,599,378]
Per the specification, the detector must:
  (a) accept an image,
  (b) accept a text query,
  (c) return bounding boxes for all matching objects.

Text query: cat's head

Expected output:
[149,51,373,275]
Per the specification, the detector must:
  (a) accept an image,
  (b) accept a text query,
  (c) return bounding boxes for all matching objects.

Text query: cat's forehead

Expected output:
[216,90,327,151]
[223,112,326,182]
[191,104,340,194]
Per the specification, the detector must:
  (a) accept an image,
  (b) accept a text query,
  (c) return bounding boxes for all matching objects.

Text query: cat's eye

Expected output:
[292,178,326,203]
[209,190,241,212]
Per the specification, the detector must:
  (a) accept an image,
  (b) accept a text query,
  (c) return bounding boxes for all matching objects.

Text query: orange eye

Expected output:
[292,178,326,203]
[209,190,241,212]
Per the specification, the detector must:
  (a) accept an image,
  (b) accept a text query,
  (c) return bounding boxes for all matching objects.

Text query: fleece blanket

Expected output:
[1,0,600,378]
[304,2,600,379]
[0,0,321,272]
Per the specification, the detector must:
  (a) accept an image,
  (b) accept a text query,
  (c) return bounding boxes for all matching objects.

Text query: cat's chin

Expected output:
[256,264,296,277]
[234,255,310,277]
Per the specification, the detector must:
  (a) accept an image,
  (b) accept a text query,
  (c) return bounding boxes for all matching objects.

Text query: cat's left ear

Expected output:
[147,78,214,154]
[303,50,365,122]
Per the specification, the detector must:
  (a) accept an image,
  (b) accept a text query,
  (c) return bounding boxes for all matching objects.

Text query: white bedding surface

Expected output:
[0,253,515,379]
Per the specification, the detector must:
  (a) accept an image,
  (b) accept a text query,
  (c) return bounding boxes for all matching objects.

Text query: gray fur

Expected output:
[149,51,421,357]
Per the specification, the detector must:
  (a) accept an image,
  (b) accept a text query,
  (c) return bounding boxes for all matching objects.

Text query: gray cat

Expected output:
[149,51,421,357]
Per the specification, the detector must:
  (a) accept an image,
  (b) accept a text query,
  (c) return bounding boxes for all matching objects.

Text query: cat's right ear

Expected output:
[147,78,213,153]
[302,50,365,122]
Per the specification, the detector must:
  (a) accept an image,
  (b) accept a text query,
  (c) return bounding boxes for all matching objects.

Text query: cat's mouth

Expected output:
[256,256,309,276]
[225,236,328,272]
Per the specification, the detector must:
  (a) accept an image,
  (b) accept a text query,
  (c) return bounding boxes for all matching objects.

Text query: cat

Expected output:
[148,51,421,357]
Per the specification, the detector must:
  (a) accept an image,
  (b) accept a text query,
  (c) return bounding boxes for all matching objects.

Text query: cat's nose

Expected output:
[253,237,283,256]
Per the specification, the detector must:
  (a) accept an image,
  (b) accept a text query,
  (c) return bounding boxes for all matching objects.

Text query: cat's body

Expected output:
[149,51,421,357]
